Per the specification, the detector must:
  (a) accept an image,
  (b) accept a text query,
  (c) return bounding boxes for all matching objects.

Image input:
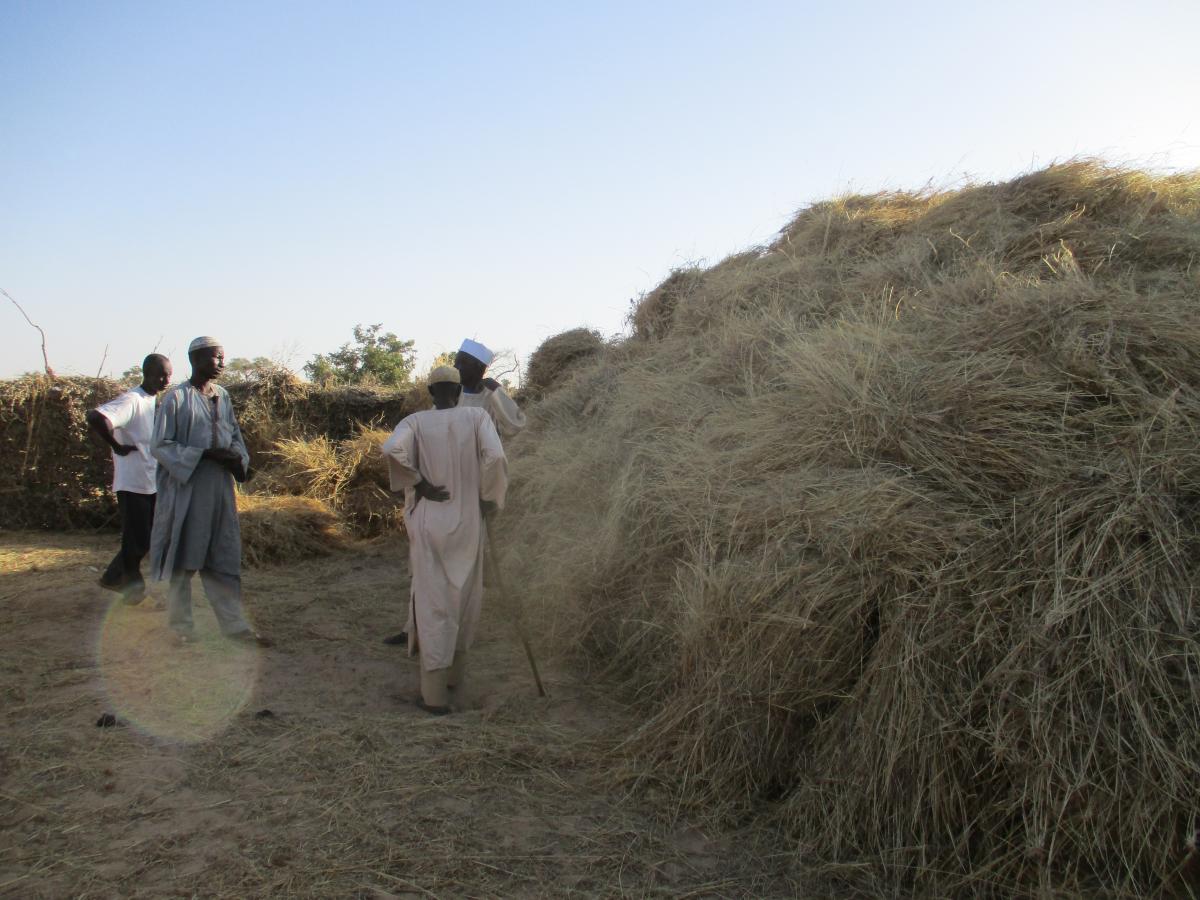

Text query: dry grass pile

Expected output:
[236,493,346,567]
[263,427,400,537]
[0,375,118,528]
[499,162,1200,895]
[521,328,607,401]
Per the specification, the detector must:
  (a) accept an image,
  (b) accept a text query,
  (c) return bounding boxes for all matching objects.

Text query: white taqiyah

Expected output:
[458,338,494,366]
[428,365,462,386]
[188,336,222,354]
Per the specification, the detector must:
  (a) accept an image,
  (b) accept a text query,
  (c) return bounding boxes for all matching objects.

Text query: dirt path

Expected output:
[0,531,799,898]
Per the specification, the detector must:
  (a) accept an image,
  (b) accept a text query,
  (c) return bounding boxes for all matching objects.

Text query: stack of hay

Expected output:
[264,427,400,537]
[499,162,1200,895]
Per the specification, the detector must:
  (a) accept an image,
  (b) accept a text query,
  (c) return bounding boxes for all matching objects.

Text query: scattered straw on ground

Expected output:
[0,531,801,897]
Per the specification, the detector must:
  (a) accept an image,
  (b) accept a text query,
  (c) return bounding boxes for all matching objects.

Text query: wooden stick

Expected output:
[485,526,546,698]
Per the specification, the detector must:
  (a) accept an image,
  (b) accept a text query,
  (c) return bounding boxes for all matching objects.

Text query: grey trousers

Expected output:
[168,569,251,637]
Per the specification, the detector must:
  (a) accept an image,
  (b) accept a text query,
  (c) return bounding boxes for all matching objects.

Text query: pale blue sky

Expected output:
[2,1,1198,379]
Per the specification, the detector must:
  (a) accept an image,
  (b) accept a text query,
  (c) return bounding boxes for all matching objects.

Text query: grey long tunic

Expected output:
[148,381,250,581]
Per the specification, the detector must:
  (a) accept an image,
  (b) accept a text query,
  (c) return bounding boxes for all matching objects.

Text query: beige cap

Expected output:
[188,336,222,353]
[428,365,461,386]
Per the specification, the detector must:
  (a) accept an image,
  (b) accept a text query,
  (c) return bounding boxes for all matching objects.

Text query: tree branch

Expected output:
[2,287,55,377]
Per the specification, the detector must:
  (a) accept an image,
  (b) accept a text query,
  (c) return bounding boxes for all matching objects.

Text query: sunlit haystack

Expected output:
[499,162,1200,895]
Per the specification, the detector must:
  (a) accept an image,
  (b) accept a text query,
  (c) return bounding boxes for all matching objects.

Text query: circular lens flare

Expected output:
[97,595,261,742]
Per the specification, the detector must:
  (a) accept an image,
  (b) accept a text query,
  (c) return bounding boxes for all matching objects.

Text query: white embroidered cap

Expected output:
[188,336,222,353]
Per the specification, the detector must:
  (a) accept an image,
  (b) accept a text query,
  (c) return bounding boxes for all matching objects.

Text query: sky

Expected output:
[2,0,1198,381]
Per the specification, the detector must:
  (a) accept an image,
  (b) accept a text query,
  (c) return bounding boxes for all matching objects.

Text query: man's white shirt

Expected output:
[95,386,158,494]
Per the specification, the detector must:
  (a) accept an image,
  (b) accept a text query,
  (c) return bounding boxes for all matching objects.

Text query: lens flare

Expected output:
[97,594,261,742]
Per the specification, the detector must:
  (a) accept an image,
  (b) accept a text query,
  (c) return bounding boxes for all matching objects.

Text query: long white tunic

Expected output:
[457,384,526,438]
[382,406,508,671]
[148,381,250,581]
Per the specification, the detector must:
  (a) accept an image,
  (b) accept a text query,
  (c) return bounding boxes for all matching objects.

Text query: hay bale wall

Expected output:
[500,162,1200,895]
[0,373,415,532]
[0,376,120,529]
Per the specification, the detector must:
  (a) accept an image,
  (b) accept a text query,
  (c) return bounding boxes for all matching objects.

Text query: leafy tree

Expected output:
[222,356,277,383]
[304,324,416,388]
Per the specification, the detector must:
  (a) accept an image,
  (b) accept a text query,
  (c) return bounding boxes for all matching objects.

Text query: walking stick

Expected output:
[485,524,547,698]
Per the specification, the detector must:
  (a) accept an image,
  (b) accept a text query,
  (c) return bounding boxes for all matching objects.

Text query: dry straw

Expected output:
[522,327,606,402]
[236,493,346,567]
[266,426,401,537]
[498,161,1200,896]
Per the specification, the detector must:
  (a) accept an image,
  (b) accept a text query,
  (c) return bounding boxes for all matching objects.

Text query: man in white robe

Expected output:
[149,336,270,647]
[454,338,526,438]
[380,337,524,648]
[382,365,508,714]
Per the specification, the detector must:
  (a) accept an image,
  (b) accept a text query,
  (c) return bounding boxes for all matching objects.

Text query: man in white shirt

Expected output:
[87,354,173,604]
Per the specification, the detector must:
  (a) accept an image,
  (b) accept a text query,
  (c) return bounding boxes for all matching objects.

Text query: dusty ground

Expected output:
[0,530,800,898]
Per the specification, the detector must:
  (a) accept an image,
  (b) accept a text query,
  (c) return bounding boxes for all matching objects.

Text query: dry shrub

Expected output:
[499,161,1200,896]
[522,328,606,402]
[236,493,345,567]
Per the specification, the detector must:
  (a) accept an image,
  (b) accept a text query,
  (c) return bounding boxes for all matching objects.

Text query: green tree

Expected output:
[223,356,277,383]
[304,324,416,388]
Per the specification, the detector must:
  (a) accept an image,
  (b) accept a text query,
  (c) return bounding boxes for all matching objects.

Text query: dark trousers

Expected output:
[101,491,156,593]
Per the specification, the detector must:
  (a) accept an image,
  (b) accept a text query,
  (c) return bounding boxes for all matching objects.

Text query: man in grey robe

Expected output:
[149,336,270,647]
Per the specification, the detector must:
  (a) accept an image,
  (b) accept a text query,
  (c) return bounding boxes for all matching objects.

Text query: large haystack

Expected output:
[499,162,1200,895]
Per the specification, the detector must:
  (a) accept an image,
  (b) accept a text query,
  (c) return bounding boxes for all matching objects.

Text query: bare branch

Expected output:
[96,344,109,378]
[1,287,55,377]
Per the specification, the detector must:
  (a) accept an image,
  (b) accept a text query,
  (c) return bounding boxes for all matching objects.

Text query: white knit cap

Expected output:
[458,338,494,366]
[188,336,222,353]
[428,365,462,386]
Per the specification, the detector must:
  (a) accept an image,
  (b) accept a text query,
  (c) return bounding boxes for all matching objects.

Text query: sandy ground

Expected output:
[0,530,800,898]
